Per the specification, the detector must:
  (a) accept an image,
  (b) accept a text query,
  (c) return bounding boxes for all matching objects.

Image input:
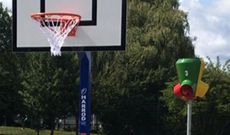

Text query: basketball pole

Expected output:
[78,52,91,135]
[187,100,192,135]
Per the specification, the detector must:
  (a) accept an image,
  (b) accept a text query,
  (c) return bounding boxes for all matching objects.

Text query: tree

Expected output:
[21,53,79,135]
[161,57,230,135]
[0,2,25,126]
[91,0,195,134]
[192,57,230,135]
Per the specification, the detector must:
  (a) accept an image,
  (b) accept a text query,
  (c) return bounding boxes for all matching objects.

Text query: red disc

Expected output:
[181,85,193,96]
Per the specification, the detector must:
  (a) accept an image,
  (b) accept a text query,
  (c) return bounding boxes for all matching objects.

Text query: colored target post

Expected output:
[173,58,209,100]
[173,58,209,135]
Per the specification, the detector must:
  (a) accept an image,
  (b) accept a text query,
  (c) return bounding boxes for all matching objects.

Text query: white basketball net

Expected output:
[32,14,80,56]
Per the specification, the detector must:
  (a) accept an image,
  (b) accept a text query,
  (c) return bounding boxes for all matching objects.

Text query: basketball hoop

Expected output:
[30,13,81,56]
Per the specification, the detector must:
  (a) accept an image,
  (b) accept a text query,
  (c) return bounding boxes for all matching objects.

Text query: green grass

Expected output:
[0,126,100,135]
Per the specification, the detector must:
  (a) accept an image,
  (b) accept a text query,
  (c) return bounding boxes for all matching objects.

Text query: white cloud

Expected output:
[180,0,230,64]
[206,15,220,23]
[214,0,230,15]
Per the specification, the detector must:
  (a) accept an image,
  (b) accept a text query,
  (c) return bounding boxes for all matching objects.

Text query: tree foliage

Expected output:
[91,0,195,135]
[21,53,79,135]
[0,2,25,125]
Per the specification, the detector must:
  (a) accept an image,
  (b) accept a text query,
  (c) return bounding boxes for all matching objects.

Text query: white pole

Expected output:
[187,100,192,135]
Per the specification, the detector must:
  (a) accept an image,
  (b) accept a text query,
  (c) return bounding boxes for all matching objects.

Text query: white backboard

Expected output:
[12,0,127,52]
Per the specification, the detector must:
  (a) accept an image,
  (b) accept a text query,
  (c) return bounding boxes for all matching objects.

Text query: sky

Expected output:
[0,0,10,9]
[1,0,230,64]
[180,0,230,64]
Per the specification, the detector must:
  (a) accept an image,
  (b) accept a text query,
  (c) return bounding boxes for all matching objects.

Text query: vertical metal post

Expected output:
[78,52,91,135]
[187,100,192,135]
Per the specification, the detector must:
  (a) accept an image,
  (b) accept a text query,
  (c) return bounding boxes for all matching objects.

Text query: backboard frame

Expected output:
[12,0,127,52]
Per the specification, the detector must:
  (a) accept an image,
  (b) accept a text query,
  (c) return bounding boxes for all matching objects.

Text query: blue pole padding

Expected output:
[77,52,91,135]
